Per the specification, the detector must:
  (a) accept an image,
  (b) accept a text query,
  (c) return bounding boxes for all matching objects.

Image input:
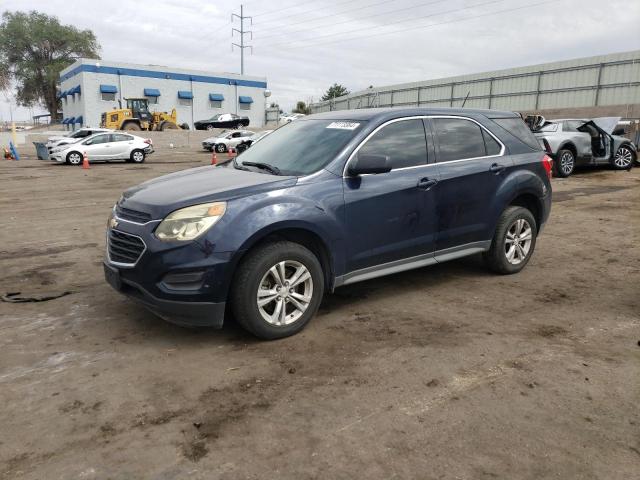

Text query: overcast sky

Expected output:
[1,0,639,121]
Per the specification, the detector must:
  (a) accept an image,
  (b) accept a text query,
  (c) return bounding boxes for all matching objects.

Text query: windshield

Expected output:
[237,119,365,175]
[535,122,559,132]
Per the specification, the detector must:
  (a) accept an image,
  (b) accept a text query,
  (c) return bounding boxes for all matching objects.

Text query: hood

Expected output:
[203,135,225,143]
[47,135,70,143]
[121,165,297,219]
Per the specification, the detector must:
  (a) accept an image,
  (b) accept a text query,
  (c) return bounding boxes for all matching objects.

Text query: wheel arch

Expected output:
[508,193,543,231]
[557,141,577,157]
[230,224,335,293]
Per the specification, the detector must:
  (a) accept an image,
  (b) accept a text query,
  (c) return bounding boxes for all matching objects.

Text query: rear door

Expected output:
[109,133,134,159]
[343,118,439,274]
[432,116,509,252]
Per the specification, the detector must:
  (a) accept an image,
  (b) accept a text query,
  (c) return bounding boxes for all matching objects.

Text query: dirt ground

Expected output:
[1,146,639,480]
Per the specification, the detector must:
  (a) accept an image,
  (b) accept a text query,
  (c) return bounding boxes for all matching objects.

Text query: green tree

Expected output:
[321,83,349,102]
[292,101,311,115]
[0,11,100,120]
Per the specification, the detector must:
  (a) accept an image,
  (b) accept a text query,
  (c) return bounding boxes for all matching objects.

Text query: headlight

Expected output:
[155,202,226,242]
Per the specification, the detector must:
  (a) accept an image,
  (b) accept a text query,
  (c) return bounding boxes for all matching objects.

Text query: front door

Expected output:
[343,118,439,274]
[431,117,510,251]
[83,133,112,160]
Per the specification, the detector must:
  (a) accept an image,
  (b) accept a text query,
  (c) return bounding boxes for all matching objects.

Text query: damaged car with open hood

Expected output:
[531,116,636,177]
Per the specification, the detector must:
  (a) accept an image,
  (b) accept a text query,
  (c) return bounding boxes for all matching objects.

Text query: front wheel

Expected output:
[67,151,83,165]
[611,145,635,170]
[554,149,575,177]
[206,124,215,131]
[215,143,226,153]
[230,241,324,339]
[484,206,538,275]
[130,149,145,163]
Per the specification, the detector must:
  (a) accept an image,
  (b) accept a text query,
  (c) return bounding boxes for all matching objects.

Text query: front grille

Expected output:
[115,204,152,224]
[108,230,145,265]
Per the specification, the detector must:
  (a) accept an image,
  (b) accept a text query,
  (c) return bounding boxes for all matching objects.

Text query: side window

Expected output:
[86,134,109,145]
[482,129,502,156]
[433,118,486,162]
[78,131,92,138]
[112,134,132,142]
[358,119,428,169]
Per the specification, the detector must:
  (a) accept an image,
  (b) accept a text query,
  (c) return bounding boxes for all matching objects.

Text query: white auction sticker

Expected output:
[326,121,360,130]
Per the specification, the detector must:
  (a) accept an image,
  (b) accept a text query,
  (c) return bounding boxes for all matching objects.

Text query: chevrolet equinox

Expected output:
[104,108,552,339]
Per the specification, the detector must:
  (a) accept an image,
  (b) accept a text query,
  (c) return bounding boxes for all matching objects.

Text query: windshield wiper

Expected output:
[241,161,281,175]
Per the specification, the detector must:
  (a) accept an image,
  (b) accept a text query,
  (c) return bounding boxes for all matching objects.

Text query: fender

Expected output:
[555,141,577,157]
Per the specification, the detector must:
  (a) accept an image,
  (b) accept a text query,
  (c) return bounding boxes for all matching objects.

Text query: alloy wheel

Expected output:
[614,147,633,168]
[504,218,532,265]
[68,152,82,165]
[257,260,313,326]
[132,151,144,163]
[559,151,574,175]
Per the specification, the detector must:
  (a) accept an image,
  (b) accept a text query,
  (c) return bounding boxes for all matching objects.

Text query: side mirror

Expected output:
[348,154,391,175]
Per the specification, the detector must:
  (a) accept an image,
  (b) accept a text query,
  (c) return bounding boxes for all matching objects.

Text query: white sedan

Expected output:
[46,127,112,153]
[49,132,154,165]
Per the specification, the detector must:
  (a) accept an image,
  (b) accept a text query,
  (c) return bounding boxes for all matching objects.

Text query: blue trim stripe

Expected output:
[60,63,267,89]
[100,84,118,93]
[238,96,254,104]
[144,88,161,97]
[178,90,193,99]
[209,93,224,101]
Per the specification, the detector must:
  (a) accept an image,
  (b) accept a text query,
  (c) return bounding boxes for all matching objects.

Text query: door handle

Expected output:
[417,177,438,190]
[490,163,505,174]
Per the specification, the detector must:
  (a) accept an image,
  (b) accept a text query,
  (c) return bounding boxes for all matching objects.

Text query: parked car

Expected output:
[202,130,254,153]
[104,108,552,339]
[235,130,273,154]
[532,117,637,177]
[46,127,112,153]
[280,113,305,123]
[194,113,250,131]
[49,132,153,165]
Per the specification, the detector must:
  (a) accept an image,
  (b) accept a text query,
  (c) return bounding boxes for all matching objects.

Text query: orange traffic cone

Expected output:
[227,147,236,158]
[211,151,217,165]
[82,151,90,169]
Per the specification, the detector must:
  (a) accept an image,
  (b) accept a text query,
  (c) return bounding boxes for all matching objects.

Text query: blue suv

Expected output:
[104,108,552,339]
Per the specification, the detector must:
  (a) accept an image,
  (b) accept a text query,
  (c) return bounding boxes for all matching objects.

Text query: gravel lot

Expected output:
[1,145,639,479]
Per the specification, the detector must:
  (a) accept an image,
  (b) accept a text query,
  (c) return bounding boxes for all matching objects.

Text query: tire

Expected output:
[130,149,145,163]
[230,241,324,340]
[67,151,83,166]
[484,206,538,275]
[206,124,215,131]
[180,123,190,130]
[159,121,178,131]
[235,124,242,130]
[123,122,141,131]
[611,145,635,170]
[554,149,575,177]
[215,143,226,153]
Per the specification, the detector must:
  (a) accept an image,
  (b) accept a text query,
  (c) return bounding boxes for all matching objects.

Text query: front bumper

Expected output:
[104,262,225,327]
[103,219,236,328]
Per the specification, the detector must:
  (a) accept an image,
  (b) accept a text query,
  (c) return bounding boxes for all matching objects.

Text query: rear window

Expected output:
[493,117,541,150]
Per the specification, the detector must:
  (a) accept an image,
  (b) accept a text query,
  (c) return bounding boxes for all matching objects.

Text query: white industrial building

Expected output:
[58,59,268,130]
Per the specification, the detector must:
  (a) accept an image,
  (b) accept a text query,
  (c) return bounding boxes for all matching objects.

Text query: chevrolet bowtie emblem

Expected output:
[109,218,119,229]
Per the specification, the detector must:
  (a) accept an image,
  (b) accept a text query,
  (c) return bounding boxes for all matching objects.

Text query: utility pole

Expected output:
[232,5,252,75]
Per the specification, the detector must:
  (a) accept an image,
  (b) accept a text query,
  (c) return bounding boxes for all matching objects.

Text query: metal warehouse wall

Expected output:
[310,50,640,117]
[58,59,268,130]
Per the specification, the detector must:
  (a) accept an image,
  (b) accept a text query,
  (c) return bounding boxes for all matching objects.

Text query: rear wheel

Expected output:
[235,123,242,130]
[611,145,635,170]
[67,151,83,165]
[130,149,145,163]
[554,149,575,177]
[159,121,178,131]
[484,206,537,275]
[206,124,215,131]
[230,241,324,339]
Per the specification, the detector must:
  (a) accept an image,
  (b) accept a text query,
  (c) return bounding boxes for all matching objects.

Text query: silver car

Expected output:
[49,132,154,165]
[201,129,254,153]
[532,117,637,177]
[46,127,112,153]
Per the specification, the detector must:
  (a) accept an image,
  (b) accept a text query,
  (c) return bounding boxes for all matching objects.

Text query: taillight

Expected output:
[144,139,152,145]
[542,154,553,179]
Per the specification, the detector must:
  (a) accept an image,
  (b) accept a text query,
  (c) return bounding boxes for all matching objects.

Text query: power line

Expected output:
[257,0,504,49]
[257,0,557,52]
[252,0,366,28]
[254,0,448,41]
[250,0,323,19]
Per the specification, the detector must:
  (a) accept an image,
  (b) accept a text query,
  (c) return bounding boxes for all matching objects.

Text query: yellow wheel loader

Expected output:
[100,98,182,131]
